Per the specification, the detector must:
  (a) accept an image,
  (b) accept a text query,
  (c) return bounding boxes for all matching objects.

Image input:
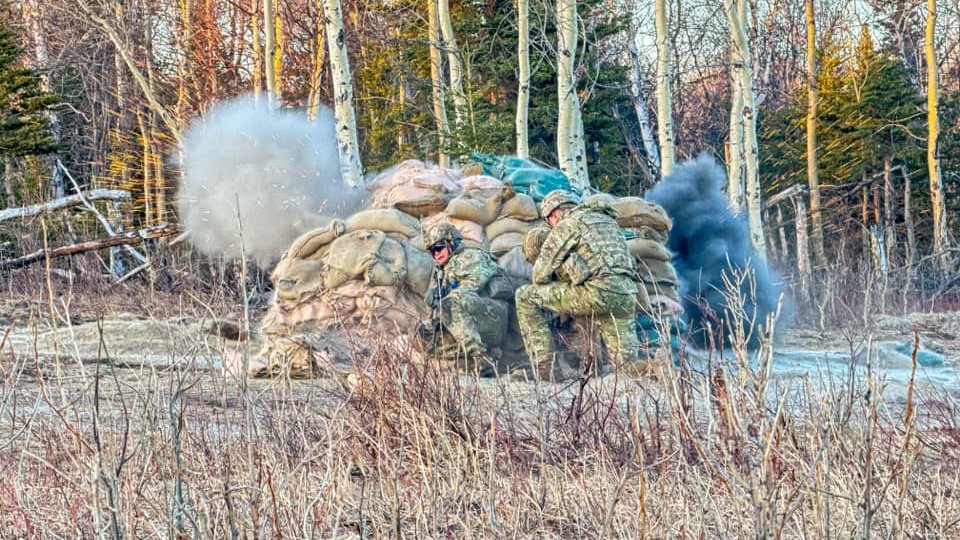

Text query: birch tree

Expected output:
[925,0,949,258]
[726,0,745,213]
[437,0,466,130]
[654,0,675,176]
[251,0,263,99]
[516,0,530,158]
[264,0,280,107]
[427,0,450,166]
[628,2,660,174]
[805,0,826,267]
[726,0,766,259]
[321,0,363,186]
[556,0,589,188]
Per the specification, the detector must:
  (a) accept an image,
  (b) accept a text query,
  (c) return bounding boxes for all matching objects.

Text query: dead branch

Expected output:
[0,224,182,270]
[0,190,131,222]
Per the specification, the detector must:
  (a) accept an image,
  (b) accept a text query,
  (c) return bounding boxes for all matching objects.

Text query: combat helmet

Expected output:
[539,189,581,219]
[425,222,463,251]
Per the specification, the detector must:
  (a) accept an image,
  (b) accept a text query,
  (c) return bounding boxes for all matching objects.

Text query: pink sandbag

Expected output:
[367,159,427,192]
[458,175,503,191]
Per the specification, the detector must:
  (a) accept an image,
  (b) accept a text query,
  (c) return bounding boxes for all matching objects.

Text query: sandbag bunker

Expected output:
[252,158,679,379]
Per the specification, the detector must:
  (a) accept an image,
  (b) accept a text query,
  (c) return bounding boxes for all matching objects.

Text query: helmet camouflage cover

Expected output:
[539,189,581,218]
[424,222,463,249]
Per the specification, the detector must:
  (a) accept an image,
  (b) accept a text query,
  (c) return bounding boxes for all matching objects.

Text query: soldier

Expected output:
[515,189,642,380]
[422,223,510,375]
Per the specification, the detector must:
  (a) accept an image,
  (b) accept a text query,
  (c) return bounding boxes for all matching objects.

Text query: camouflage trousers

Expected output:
[515,281,639,365]
[423,290,508,361]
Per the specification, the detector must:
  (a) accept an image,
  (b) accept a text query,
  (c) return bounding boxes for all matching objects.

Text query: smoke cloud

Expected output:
[646,155,784,345]
[176,97,366,266]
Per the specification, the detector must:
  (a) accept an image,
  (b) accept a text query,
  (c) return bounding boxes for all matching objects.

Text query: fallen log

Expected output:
[0,223,182,270]
[0,189,131,222]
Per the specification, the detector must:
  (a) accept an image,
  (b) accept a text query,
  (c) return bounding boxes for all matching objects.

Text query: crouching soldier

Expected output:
[421,223,511,375]
[515,189,642,380]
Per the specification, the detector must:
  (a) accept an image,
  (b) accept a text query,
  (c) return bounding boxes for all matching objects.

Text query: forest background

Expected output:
[1,0,960,306]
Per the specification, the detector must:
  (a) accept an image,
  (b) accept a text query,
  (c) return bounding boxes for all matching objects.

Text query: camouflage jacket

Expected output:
[532,206,637,293]
[425,247,505,306]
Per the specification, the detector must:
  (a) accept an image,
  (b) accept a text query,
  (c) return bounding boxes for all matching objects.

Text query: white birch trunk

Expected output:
[727,45,744,214]
[264,0,279,107]
[554,0,588,187]
[726,0,766,259]
[437,0,466,130]
[321,0,364,187]
[427,0,450,167]
[628,7,660,172]
[925,0,950,258]
[654,0,675,177]
[516,0,530,158]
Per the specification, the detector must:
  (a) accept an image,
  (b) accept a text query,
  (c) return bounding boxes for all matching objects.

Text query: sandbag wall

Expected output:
[258,159,680,375]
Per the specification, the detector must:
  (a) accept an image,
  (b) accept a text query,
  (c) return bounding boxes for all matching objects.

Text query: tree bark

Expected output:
[0,224,181,271]
[516,0,530,158]
[805,0,826,268]
[23,0,64,198]
[793,194,811,301]
[251,0,263,99]
[427,0,450,167]
[654,0,675,176]
[556,0,578,183]
[0,190,131,222]
[308,0,326,120]
[925,0,949,260]
[726,0,766,259]
[264,0,280,107]
[3,158,15,207]
[437,0,466,131]
[727,0,744,213]
[882,156,896,267]
[902,166,916,270]
[628,25,660,173]
[321,0,364,187]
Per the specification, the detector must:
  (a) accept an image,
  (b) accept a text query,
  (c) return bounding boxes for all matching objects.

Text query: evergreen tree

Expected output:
[0,13,57,159]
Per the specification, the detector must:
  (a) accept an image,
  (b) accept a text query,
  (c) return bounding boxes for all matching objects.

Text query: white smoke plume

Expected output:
[176,97,366,266]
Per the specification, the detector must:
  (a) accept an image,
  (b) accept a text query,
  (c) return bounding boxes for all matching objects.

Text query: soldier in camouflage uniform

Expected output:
[422,223,510,374]
[515,190,641,378]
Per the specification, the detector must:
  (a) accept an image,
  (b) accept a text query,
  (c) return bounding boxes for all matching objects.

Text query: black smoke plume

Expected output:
[646,156,784,346]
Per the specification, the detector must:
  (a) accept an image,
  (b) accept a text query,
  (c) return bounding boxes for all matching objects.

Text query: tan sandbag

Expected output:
[322,230,386,289]
[611,197,672,232]
[404,243,434,295]
[627,238,672,262]
[283,219,346,260]
[629,226,668,244]
[364,236,408,287]
[637,258,679,285]
[458,175,503,191]
[412,170,460,192]
[584,192,617,206]
[500,192,539,221]
[486,217,537,239]
[498,246,532,283]
[421,212,485,246]
[460,162,484,178]
[490,232,525,255]
[272,258,326,303]
[445,188,503,226]
[393,191,452,218]
[346,208,420,238]
[522,225,551,263]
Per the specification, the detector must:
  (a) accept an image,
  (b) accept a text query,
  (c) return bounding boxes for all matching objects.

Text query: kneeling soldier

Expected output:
[422,223,510,375]
[515,189,641,380]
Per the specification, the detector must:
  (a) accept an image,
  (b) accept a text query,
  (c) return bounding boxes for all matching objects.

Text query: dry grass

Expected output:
[1,260,959,539]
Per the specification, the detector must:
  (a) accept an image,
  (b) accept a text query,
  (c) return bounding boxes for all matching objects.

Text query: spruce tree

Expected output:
[0,14,57,159]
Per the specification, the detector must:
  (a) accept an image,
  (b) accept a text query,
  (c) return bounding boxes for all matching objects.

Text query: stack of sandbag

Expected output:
[584,193,681,314]
[368,159,460,218]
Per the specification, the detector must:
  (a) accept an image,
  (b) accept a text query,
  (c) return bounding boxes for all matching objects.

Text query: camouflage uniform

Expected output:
[423,225,509,365]
[515,192,640,366]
